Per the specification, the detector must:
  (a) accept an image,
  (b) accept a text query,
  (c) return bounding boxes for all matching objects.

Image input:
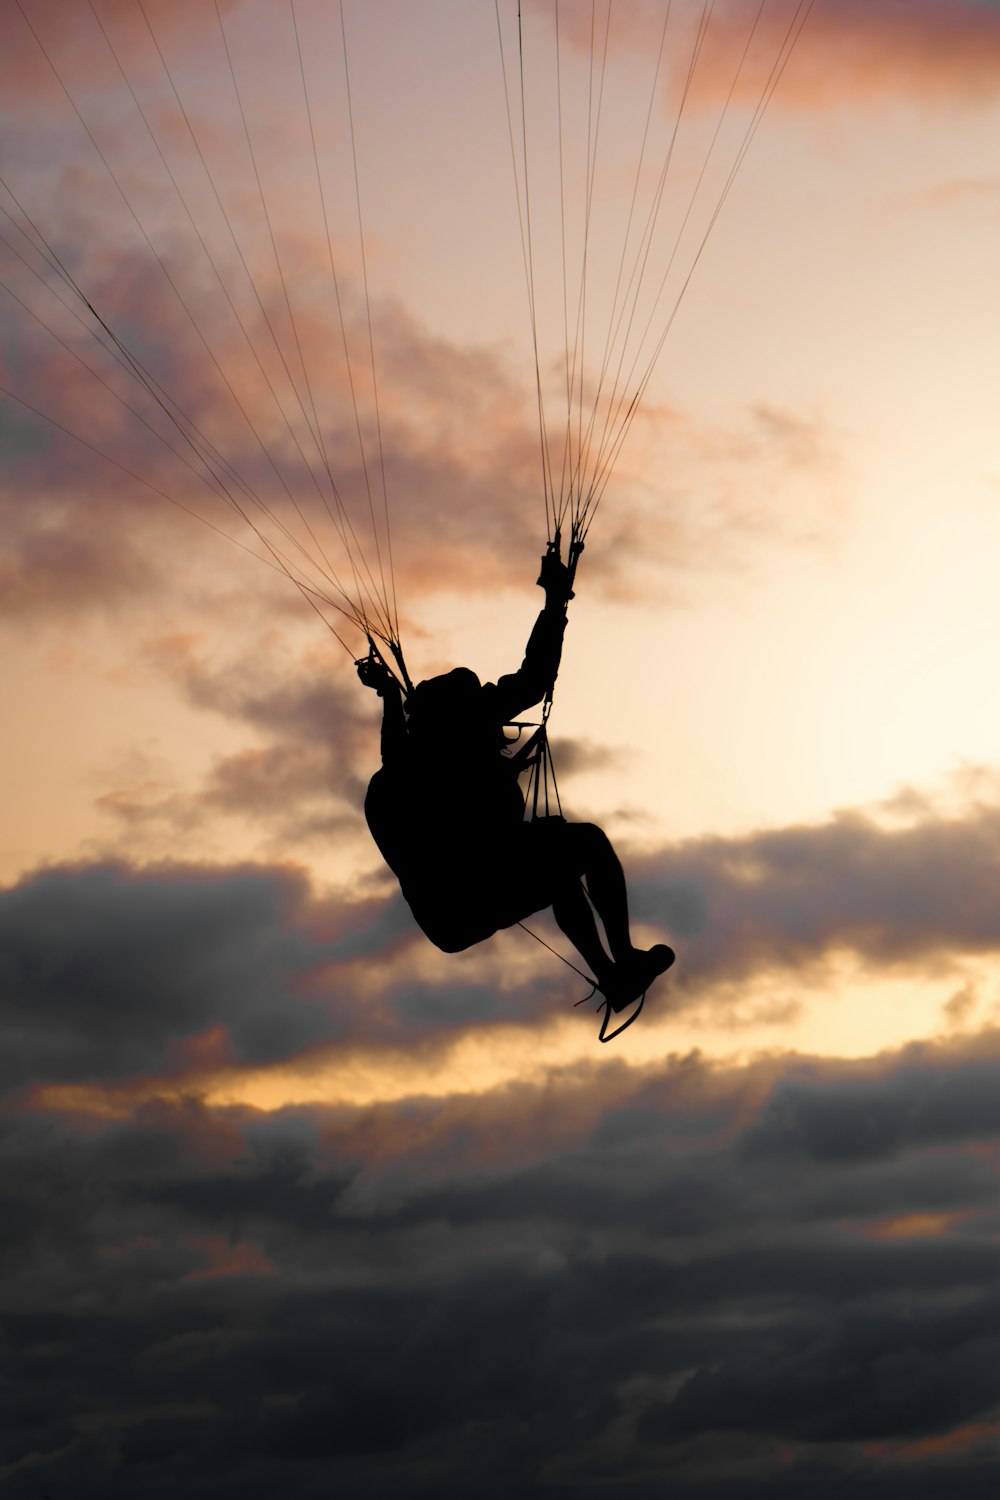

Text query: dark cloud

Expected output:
[4,1036,1000,1495]
[630,801,1000,1001]
[12,783,1000,1110]
[531,732,625,780]
[0,856,573,1102]
[5,817,1000,1489]
[0,861,339,1091]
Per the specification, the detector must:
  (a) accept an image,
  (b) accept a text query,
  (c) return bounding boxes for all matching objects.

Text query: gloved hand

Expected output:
[537,540,577,605]
[355,652,397,696]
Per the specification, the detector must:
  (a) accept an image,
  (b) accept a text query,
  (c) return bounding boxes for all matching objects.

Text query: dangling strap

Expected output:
[574,984,647,1043]
[597,990,646,1043]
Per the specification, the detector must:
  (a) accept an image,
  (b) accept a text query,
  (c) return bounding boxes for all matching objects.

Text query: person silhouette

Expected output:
[357,546,674,1029]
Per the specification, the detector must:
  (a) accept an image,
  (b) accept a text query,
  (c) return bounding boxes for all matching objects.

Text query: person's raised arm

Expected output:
[492,544,576,720]
[357,654,407,766]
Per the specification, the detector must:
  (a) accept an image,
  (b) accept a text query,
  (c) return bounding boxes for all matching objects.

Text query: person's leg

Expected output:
[550,880,615,986]
[514,820,635,975]
[568,823,635,964]
[546,822,674,1007]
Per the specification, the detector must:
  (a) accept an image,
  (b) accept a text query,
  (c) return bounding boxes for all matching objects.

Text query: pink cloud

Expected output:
[772,0,1000,108]
[548,0,1000,111]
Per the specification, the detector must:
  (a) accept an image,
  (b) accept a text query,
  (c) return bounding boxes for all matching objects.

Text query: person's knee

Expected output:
[571,820,613,864]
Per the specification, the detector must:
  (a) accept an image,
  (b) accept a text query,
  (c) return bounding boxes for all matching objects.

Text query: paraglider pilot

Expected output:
[357,543,674,1030]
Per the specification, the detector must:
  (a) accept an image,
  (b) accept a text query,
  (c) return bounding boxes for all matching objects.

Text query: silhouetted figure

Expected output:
[358,547,674,1029]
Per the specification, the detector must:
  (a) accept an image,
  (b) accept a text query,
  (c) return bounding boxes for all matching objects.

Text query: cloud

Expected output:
[8,763,1000,1132]
[551,0,1000,112]
[542,733,626,780]
[12,769,1000,1112]
[0,90,545,629]
[0,853,580,1109]
[776,0,1000,108]
[896,175,1000,212]
[94,633,381,849]
[5,1032,1000,1494]
[630,799,1000,998]
[92,620,633,857]
[0,861,345,1094]
[12,751,1000,1493]
[1,1,853,643]
[0,224,555,629]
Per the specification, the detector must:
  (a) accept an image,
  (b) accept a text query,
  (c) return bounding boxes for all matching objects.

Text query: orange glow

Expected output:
[184,1235,276,1281]
[867,1418,1000,1462]
[23,957,998,1124]
[865,1211,970,1241]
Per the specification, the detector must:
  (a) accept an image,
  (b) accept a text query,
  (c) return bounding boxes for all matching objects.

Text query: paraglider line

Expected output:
[291,0,399,641]
[214,1,368,605]
[139,0,394,640]
[0,378,358,654]
[339,0,400,644]
[99,0,351,609]
[14,0,341,606]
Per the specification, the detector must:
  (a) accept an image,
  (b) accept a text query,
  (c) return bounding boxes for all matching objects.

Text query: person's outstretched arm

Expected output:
[492,548,575,720]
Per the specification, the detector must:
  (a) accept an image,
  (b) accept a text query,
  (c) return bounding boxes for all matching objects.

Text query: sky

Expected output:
[4,0,1000,1494]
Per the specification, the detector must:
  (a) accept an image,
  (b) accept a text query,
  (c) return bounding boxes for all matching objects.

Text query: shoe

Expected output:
[591,944,675,1042]
[605,944,675,1012]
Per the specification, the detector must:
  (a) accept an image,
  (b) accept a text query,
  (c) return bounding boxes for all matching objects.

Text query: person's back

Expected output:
[365,674,525,918]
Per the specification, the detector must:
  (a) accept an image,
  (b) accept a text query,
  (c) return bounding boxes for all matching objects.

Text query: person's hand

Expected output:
[356,652,396,695]
[537,541,577,605]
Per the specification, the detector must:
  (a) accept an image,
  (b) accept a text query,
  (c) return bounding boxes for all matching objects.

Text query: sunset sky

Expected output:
[5,1,1000,1494]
